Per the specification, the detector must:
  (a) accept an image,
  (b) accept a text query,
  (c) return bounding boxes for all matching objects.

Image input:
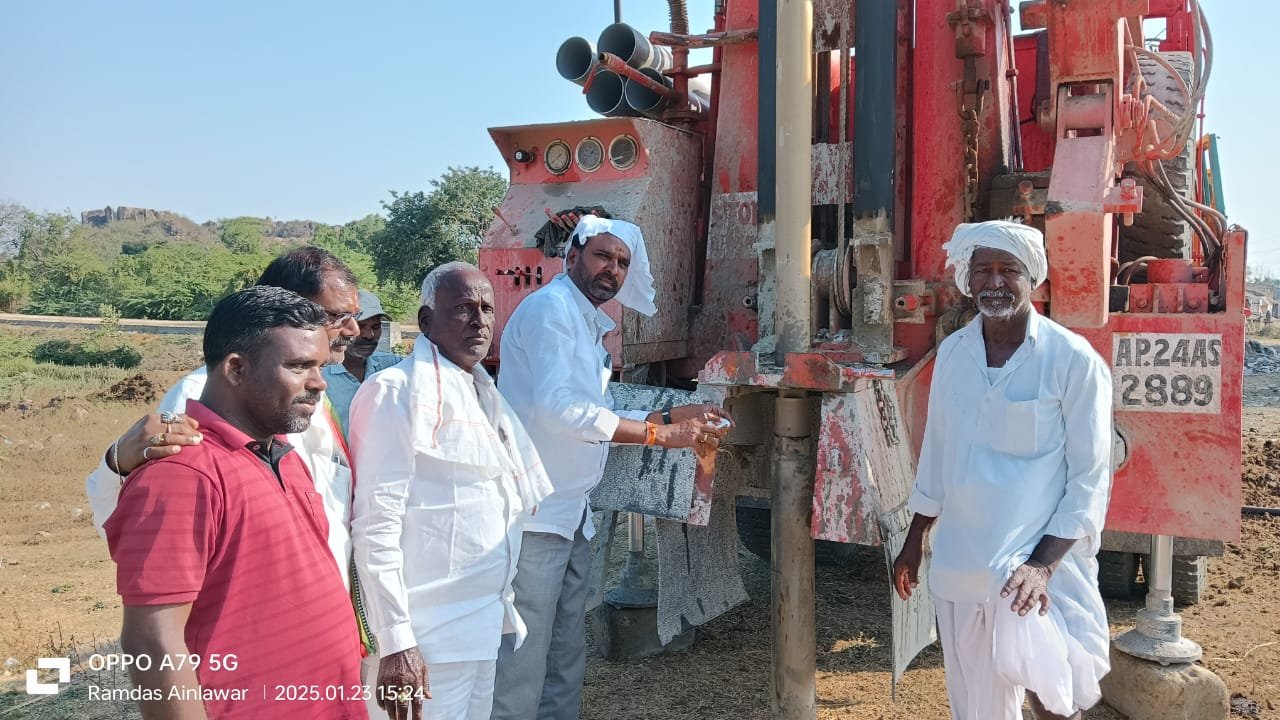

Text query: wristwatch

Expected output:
[661,408,673,425]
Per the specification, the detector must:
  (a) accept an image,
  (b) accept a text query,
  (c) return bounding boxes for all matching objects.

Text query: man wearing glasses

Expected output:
[85,247,376,658]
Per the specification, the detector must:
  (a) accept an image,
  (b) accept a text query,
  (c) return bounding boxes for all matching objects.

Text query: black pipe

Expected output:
[757,0,777,221]
[1243,506,1280,517]
[853,0,896,219]
[614,0,622,24]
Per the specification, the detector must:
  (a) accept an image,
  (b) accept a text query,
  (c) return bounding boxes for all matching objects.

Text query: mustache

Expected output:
[330,336,353,349]
[978,289,1014,300]
[293,391,322,406]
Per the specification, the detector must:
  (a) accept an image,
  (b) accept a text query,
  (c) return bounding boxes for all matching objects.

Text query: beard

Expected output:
[977,289,1017,319]
[281,391,323,434]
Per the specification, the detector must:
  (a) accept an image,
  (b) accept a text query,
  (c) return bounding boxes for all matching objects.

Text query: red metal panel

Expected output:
[1044,0,1141,86]
[909,0,971,284]
[1077,311,1242,543]
[480,247,622,366]
[1013,32,1055,172]
[812,390,883,544]
[1045,132,1116,328]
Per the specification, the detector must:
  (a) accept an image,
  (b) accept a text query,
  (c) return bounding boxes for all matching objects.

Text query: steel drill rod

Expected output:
[771,393,816,720]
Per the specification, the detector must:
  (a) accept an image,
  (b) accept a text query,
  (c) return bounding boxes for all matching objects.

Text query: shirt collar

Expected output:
[412,336,497,389]
[182,399,293,453]
[555,274,616,334]
[961,306,1043,346]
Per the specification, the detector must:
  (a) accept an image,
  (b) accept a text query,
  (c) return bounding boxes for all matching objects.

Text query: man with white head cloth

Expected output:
[492,215,732,720]
[892,220,1113,720]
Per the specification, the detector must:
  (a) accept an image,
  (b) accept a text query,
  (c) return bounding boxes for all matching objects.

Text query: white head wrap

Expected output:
[941,220,1047,297]
[565,216,657,317]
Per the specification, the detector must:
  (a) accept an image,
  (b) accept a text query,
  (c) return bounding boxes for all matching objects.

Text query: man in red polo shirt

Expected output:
[105,286,367,720]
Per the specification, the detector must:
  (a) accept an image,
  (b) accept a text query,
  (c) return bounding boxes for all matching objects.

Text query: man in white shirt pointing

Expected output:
[492,216,731,720]
[893,220,1113,720]
[349,262,554,720]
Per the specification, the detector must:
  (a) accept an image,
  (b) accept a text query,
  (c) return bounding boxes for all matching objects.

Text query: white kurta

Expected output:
[907,310,1113,717]
[497,274,648,541]
[83,367,355,588]
[348,337,553,665]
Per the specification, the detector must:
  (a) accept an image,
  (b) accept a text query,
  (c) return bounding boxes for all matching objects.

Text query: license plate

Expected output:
[1111,333,1222,413]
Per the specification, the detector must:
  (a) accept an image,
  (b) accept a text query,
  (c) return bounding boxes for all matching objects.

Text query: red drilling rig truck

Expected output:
[478,0,1242,715]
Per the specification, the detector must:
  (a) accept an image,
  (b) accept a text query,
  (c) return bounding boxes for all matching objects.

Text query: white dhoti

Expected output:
[934,555,1111,720]
[364,658,497,720]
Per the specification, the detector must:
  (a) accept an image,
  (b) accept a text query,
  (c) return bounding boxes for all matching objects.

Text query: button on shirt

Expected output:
[349,343,550,663]
[105,401,365,720]
[498,274,649,540]
[323,351,400,435]
[907,310,1113,604]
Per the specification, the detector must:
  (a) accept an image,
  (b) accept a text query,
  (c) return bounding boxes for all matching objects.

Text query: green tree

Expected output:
[25,243,113,316]
[369,166,507,285]
[220,217,267,254]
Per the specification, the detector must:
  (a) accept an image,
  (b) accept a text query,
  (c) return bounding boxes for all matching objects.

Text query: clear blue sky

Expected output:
[1,1,1274,263]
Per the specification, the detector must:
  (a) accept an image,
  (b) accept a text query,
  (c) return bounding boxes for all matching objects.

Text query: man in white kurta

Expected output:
[349,263,553,720]
[893,220,1113,720]
[492,216,730,720]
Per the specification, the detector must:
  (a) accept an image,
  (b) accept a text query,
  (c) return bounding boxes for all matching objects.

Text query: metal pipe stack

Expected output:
[557,23,708,119]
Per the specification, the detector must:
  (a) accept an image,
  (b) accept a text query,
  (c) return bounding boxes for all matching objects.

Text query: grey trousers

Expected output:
[491,526,592,720]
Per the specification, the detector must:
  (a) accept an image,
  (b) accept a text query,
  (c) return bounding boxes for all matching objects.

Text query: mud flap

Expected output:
[879,505,937,693]
[812,378,937,691]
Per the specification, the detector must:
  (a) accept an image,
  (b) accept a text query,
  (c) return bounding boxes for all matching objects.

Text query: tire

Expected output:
[1097,550,1143,599]
[1119,51,1195,262]
[734,504,880,567]
[1141,554,1208,607]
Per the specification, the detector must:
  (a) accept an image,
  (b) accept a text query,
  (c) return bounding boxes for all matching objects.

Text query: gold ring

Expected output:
[148,433,166,446]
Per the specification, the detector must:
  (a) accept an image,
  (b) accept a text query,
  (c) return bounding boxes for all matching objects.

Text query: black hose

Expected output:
[1243,506,1280,518]
[667,0,688,35]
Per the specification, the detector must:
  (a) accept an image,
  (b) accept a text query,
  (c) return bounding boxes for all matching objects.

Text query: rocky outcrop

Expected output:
[80,206,172,226]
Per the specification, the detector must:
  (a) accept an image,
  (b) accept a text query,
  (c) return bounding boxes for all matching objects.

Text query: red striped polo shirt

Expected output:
[105,400,366,719]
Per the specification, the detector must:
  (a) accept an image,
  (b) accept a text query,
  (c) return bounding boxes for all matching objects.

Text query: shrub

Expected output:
[31,339,141,369]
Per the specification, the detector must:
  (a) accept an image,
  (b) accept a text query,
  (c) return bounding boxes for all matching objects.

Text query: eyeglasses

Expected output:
[325,310,358,328]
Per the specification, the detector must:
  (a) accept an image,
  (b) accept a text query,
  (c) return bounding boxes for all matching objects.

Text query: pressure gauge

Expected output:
[609,134,638,170]
[545,141,571,175]
[576,137,604,172]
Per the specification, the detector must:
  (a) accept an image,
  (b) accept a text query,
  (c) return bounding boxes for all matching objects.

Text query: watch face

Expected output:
[609,134,638,170]
[576,137,604,172]
[545,140,571,175]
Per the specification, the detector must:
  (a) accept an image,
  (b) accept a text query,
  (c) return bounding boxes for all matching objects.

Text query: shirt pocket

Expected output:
[982,397,1040,458]
[301,490,330,542]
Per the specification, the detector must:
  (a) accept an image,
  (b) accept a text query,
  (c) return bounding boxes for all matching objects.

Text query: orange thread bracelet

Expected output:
[644,421,658,446]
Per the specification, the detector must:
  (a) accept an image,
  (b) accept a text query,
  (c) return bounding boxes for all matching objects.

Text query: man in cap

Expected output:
[892,220,1113,720]
[325,288,402,434]
[349,262,553,719]
[491,216,732,720]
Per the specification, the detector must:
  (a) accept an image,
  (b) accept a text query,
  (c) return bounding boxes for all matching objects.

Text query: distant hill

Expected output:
[77,205,330,254]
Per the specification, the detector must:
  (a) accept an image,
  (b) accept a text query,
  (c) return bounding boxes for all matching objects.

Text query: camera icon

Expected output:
[26,658,71,695]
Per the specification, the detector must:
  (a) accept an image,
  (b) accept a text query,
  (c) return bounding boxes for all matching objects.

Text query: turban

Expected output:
[942,220,1047,297]
[566,216,657,317]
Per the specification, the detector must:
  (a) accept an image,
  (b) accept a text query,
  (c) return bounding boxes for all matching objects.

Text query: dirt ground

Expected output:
[1,326,1278,719]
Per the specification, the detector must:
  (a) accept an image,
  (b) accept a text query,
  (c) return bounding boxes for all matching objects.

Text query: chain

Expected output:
[957,53,983,222]
[960,107,980,221]
[872,381,901,448]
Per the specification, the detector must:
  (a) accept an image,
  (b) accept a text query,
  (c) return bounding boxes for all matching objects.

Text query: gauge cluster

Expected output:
[539,133,642,176]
